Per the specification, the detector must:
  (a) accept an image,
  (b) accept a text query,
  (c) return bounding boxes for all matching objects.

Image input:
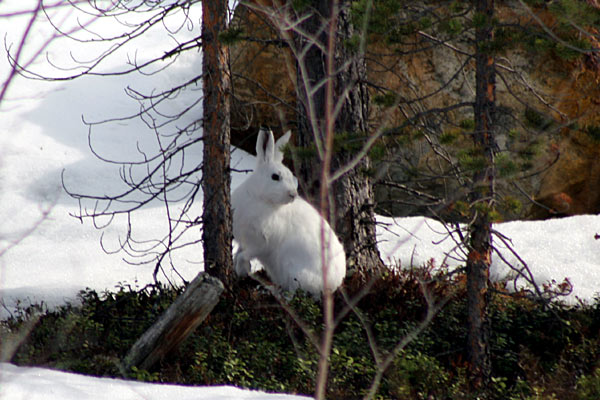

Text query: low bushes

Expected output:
[2,269,600,399]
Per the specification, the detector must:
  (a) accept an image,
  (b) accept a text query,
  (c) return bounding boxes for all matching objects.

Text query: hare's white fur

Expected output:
[232,129,346,296]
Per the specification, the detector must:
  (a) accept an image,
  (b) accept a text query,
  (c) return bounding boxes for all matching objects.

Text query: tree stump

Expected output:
[121,273,223,373]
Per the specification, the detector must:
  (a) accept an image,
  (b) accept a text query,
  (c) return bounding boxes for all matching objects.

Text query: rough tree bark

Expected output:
[467,0,496,390]
[202,0,233,285]
[122,0,232,373]
[296,1,328,197]
[295,0,382,278]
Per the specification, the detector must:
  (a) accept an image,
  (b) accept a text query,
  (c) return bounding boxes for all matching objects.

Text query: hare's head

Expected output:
[251,129,298,205]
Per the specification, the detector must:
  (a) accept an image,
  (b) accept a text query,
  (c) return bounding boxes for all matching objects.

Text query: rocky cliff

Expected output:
[229,1,600,220]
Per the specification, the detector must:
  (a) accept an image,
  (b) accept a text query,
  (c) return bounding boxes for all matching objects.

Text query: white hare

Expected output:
[232,129,346,296]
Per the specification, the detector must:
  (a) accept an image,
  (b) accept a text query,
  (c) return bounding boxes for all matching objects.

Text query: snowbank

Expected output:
[0,363,310,400]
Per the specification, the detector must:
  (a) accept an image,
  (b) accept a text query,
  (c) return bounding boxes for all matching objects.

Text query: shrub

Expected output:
[387,350,452,399]
[3,270,600,399]
[577,368,600,400]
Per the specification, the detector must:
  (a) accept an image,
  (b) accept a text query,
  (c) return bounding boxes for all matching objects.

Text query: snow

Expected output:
[1,2,600,399]
[0,363,310,400]
[376,215,600,302]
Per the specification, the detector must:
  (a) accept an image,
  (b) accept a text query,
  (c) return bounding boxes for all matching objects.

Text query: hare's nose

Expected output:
[289,188,298,200]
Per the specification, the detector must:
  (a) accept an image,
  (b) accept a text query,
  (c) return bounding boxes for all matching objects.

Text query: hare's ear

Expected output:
[274,130,291,163]
[256,129,269,164]
[264,129,276,162]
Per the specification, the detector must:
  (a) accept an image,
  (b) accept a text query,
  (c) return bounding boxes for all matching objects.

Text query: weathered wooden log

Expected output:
[121,273,223,373]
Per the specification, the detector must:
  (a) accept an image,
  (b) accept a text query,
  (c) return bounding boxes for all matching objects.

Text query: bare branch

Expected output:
[0,0,43,104]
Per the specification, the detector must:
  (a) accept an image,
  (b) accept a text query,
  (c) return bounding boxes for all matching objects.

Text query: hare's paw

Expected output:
[234,251,252,278]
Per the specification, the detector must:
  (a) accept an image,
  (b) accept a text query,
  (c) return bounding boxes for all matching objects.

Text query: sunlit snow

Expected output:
[1,2,599,399]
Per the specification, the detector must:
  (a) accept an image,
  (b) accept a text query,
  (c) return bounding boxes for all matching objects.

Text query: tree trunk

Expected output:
[295,1,328,198]
[122,1,233,373]
[202,0,233,285]
[121,273,223,372]
[467,0,496,390]
[295,0,382,278]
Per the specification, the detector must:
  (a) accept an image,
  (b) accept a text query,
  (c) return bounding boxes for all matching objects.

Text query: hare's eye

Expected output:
[271,173,280,181]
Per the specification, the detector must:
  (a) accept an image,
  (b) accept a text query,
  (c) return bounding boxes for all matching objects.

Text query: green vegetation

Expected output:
[584,125,600,143]
[218,27,244,45]
[457,148,487,172]
[2,269,600,399]
[549,0,600,27]
[495,153,519,178]
[373,91,398,108]
[523,108,553,131]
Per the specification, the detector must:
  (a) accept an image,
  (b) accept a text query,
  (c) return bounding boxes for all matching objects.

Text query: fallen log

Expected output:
[121,273,223,373]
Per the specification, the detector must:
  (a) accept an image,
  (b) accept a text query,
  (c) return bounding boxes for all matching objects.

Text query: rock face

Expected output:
[532,131,600,218]
[229,2,600,220]
[528,55,600,218]
[229,4,296,154]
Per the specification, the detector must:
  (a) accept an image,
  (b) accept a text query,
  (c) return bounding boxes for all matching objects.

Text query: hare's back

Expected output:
[276,199,346,291]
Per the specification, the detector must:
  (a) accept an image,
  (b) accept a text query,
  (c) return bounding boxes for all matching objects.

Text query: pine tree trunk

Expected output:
[296,1,328,198]
[295,0,382,277]
[467,0,496,390]
[122,1,232,373]
[202,0,233,285]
